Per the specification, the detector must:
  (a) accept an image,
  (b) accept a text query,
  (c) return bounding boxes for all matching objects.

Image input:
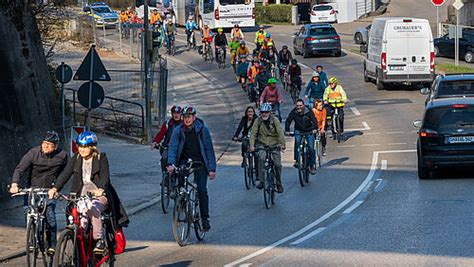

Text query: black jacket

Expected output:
[278,50,293,65]
[214,33,228,47]
[233,115,257,138]
[55,152,129,227]
[12,146,68,188]
[285,106,318,132]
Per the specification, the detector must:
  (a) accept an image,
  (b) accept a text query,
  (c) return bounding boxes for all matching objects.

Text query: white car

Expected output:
[310,4,337,24]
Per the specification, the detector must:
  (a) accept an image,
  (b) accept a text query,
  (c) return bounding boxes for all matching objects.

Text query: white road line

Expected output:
[300,63,311,69]
[388,143,407,146]
[343,200,364,214]
[350,107,361,116]
[364,132,380,136]
[337,145,356,148]
[290,227,327,245]
[381,160,387,170]
[411,130,419,133]
[362,144,380,147]
[345,121,371,132]
[238,264,252,267]
[363,180,374,192]
[362,121,371,130]
[387,131,404,134]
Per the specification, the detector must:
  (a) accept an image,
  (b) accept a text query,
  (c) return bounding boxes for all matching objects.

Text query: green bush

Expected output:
[256,4,292,24]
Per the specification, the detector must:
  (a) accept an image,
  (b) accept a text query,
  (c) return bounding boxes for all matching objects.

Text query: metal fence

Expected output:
[356,0,373,19]
[439,23,474,39]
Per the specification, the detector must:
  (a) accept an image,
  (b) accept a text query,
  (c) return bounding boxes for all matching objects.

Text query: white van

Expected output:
[362,17,435,90]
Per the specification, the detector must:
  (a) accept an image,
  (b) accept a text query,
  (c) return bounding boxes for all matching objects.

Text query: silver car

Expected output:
[354,24,371,44]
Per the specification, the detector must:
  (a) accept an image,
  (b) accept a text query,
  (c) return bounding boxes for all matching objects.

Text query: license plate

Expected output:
[446,136,474,144]
[319,17,327,20]
[389,65,405,71]
[320,39,331,42]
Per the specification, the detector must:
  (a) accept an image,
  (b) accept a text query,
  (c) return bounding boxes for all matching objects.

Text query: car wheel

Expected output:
[376,72,385,90]
[303,47,309,58]
[354,33,363,44]
[434,45,440,57]
[294,47,300,55]
[334,50,342,57]
[417,153,430,180]
[465,51,473,63]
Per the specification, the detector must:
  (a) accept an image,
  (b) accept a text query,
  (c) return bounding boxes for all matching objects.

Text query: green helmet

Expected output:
[267,77,277,84]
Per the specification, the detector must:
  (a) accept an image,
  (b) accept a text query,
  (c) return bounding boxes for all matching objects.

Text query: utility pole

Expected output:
[144,1,152,142]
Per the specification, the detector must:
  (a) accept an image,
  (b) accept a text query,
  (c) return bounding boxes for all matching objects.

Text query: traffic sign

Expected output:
[431,0,445,6]
[77,81,105,109]
[55,63,73,83]
[74,45,111,81]
[453,0,464,10]
[70,126,85,156]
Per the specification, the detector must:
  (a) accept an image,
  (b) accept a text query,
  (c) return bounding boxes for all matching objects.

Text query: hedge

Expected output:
[255,4,292,24]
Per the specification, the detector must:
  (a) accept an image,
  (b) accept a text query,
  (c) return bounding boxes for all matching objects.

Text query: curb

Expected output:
[0,250,26,263]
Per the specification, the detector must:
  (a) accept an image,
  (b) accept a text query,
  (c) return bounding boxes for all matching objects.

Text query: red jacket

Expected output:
[153,119,181,144]
[260,86,283,105]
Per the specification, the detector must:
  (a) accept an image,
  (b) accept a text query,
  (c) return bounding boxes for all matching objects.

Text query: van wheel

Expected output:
[434,45,440,57]
[465,51,473,63]
[354,33,363,44]
[294,47,300,55]
[376,73,385,90]
[364,67,369,82]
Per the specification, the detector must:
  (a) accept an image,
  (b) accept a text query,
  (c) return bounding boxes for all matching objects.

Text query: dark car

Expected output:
[422,73,474,105]
[293,24,341,58]
[414,98,474,179]
[434,30,474,63]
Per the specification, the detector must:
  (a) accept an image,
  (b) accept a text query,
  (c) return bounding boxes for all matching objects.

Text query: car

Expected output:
[354,24,371,44]
[414,97,474,179]
[293,24,341,58]
[310,4,338,24]
[82,2,119,28]
[421,73,474,105]
[434,30,474,63]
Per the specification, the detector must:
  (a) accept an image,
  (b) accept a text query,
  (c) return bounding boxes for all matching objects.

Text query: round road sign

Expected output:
[77,81,105,109]
[55,64,73,84]
[431,0,445,6]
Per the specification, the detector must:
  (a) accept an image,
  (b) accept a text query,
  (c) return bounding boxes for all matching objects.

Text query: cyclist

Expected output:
[185,15,199,47]
[48,132,129,253]
[316,65,329,88]
[255,64,271,99]
[277,45,292,79]
[285,99,318,175]
[152,106,183,172]
[312,99,327,156]
[323,77,348,134]
[232,106,258,167]
[259,42,277,73]
[236,40,250,60]
[231,24,244,40]
[304,71,325,107]
[150,9,162,25]
[254,25,266,52]
[288,59,302,95]
[248,60,260,101]
[214,28,228,63]
[166,107,216,232]
[260,77,283,121]
[262,32,275,49]
[119,10,129,36]
[10,131,68,255]
[153,20,165,48]
[229,36,241,68]
[164,18,177,52]
[236,55,250,89]
[249,103,286,193]
[201,24,213,57]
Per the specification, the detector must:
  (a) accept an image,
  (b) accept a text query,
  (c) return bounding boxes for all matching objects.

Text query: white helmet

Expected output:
[188,15,193,20]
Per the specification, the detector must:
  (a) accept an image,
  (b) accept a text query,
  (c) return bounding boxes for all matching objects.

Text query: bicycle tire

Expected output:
[243,156,251,190]
[26,219,47,267]
[171,42,176,56]
[316,139,322,168]
[172,195,190,246]
[271,170,276,205]
[161,174,171,213]
[263,170,272,209]
[335,115,341,143]
[53,229,78,267]
[249,154,256,186]
[193,197,206,241]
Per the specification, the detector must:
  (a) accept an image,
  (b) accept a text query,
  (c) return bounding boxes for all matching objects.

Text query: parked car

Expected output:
[310,4,338,24]
[421,73,474,105]
[293,24,341,58]
[82,2,119,28]
[354,24,371,44]
[434,30,474,63]
[414,97,474,179]
[362,17,435,90]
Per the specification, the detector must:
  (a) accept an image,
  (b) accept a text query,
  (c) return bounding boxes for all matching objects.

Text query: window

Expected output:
[92,6,112,13]
[203,0,214,13]
[309,27,337,36]
[438,80,474,96]
[425,107,474,132]
[220,0,249,5]
[313,5,332,11]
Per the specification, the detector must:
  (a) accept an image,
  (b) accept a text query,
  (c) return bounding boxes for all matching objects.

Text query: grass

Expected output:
[436,63,474,74]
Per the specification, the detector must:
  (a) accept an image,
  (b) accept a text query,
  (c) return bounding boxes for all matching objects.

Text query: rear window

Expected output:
[438,80,474,96]
[314,5,332,11]
[309,27,337,36]
[424,106,474,131]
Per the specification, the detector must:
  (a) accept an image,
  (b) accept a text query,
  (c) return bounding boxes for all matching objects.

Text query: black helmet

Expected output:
[282,45,288,50]
[181,106,197,115]
[291,59,297,65]
[316,65,323,69]
[43,131,60,144]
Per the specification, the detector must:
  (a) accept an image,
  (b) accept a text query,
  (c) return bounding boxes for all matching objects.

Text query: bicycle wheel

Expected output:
[249,154,256,186]
[263,170,272,209]
[270,170,276,205]
[172,195,190,246]
[243,155,251,190]
[304,150,310,184]
[335,115,341,143]
[297,149,306,187]
[316,139,322,168]
[26,219,45,267]
[193,196,206,241]
[171,42,176,56]
[53,229,78,267]
[161,174,171,213]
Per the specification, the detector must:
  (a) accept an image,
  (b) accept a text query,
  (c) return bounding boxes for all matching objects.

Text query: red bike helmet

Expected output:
[114,227,126,254]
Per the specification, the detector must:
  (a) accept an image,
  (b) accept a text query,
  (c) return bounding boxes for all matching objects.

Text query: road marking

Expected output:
[411,130,419,133]
[364,132,380,136]
[290,227,327,245]
[300,63,311,69]
[343,200,364,214]
[238,264,252,267]
[350,107,361,116]
[381,160,387,170]
[388,143,407,146]
[387,131,404,135]
[345,121,371,132]
[362,144,380,147]
[337,145,356,148]
[363,180,374,192]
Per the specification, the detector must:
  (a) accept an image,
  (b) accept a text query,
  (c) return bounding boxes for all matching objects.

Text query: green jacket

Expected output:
[249,115,285,148]
[229,40,240,52]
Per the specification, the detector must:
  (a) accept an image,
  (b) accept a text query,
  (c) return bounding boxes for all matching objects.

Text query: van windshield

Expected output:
[438,80,474,97]
[425,106,474,132]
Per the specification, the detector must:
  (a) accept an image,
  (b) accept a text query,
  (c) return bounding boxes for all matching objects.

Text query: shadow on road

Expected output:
[124,246,149,253]
[323,156,349,167]
[160,260,193,267]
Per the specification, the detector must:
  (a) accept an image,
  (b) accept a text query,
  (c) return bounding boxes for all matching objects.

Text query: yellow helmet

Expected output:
[267,42,273,47]
[329,77,338,84]
[218,28,223,33]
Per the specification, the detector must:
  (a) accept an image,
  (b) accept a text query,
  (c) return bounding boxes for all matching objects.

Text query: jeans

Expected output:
[328,106,345,133]
[166,34,175,49]
[160,149,168,173]
[294,131,316,166]
[215,47,226,61]
[193,168,210,220]
[257,149,282,187]
[270,102,282,122]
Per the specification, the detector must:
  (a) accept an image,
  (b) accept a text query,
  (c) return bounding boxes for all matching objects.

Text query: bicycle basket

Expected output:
[114,226,126,254]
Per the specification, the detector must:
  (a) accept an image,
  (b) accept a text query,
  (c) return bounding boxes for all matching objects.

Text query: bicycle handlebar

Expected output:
[11,188,50,197]
[175,159,204,175]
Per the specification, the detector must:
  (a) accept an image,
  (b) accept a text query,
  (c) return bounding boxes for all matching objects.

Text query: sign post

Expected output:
[453,0,464,67]
[55,62,73,151]
[431,0,445,37]
[71,126,85,156]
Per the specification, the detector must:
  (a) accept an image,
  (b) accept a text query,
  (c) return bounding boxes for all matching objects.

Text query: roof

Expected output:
[304,23,334,28]
[439,73,474,81]
[372,17,429,23]
[427,97,474,110]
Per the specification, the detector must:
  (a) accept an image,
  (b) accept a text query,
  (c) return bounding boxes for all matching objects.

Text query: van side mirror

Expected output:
[413,120,422,129]
[420,87,430,95]
[360,44,368,53]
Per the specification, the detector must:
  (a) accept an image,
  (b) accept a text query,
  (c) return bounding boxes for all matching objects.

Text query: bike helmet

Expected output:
[171,105,182,113]
[267,77,277,84]
[181,106,197,115]
[259,25,264,29]
[43,131,60,144]
[234,24,239,28]
[316,65,323,69]
[166,14,172,19]
[218,28,223,33]
[291,59,297,65]
[312,71,320,78]
[329,77,338,84]
[240,40,246,45]
[76,131,98,147]
[260,102,272,112]
[282,45,288,49]
[188,15,193,20]
[266,33,271,38]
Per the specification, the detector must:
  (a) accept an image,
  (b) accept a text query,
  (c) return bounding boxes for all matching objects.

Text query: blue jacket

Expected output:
[237,62,249,76]
[319,71,329,88]
[167,118,217,172]
[305,80,325,100]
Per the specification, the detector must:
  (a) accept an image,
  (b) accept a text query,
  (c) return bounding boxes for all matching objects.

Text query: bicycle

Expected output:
[204,42,214,62]
[12,188,52,267]
[280,65,289,91]
[186,30,196,51]
[330,100,345,143]
[315,131,324,168]
[53,193,116,267]
[217,46,226,69]
[167,35,176,56]
[257,146,280,209]
[288,132,311,187]
[289,78,301,104]
[236,137,257,190]
[154,144,178,214]
[171,160,206,246]
[230,51,237,73]
[239,75,249,94]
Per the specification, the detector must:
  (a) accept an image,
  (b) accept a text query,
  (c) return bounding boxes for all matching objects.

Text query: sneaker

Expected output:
[202,219,211,232]
[256,182,264,190]
[310,166,317,175]
[241,161,245,168]
[47,247,55,255]
[276,185,284,194]
[93,239,106,254]
[293,162,298,168]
